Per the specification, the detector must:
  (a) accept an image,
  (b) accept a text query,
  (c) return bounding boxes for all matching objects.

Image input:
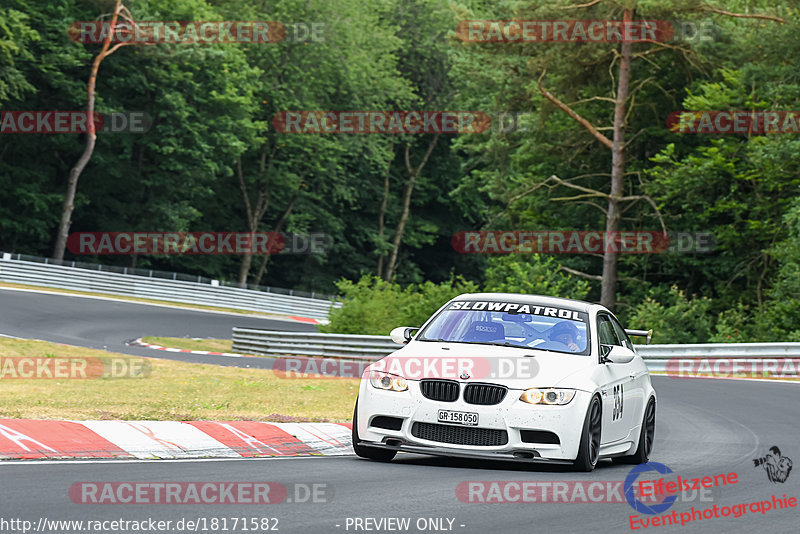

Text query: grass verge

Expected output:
[0,338,358,422]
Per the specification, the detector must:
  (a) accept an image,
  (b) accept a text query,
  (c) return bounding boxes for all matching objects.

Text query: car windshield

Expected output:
[417,300,590,355]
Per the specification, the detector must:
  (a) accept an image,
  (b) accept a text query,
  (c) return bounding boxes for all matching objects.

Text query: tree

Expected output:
[450,0,787,310]
[0,6,38,106]
[378,0,455,281]
[53,0,139,260]
[215,0,413,286]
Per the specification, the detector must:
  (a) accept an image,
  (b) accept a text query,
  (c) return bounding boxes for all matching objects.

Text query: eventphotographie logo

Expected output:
[753,446,793,484]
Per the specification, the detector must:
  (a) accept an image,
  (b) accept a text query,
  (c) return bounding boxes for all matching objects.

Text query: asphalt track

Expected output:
[1,287,799,532]
[0,378,797,533]
[0,287,316,368]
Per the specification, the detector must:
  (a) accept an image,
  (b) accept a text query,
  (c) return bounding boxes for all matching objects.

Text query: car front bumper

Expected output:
[355,380,593,462]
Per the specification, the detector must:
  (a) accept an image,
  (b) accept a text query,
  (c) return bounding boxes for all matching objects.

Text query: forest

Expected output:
[1,0,799,341]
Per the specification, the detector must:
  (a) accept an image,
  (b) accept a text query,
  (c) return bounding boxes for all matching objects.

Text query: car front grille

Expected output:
[463,383,507,405]
[411,422,508,446]
[420,379,460,402]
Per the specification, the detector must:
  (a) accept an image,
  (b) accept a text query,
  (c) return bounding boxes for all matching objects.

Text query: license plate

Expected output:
[437,410,479,426]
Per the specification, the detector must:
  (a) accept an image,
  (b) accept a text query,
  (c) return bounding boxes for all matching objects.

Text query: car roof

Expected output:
[452,292,598,313]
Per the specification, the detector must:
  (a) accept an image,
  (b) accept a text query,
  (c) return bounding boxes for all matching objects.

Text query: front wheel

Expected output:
[352,399,396,462]
[613,397,655,465]
[573,396,602,472]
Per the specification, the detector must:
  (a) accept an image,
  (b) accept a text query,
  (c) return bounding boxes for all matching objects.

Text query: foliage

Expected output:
[321,274,479,335]
[483,255,591,300]
[625,286,714,344]
[2,0,800,342]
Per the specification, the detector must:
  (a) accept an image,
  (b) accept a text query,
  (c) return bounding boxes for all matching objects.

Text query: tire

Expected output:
[351,399,397,462]
[573,395,602,472]
[613,397,656,465]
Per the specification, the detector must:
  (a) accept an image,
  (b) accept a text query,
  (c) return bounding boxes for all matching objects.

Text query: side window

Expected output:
[597,315,622,347]
[610,317,634,351]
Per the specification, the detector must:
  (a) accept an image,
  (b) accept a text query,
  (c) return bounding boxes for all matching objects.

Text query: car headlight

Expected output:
[369,372,408,392]
[520,388,576,405]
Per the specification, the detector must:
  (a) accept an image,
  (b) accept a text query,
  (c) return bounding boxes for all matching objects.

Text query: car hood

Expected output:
[370,340,594,391]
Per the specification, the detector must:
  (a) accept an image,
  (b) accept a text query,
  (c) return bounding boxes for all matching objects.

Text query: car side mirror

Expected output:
[390,326,416,345]
[601,345,635,364]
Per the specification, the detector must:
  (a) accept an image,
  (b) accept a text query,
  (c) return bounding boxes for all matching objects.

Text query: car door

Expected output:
[596,314,635,443]
[608,316,646,438]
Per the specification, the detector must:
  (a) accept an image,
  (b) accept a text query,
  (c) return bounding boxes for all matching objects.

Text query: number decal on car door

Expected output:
[612,384,624,421]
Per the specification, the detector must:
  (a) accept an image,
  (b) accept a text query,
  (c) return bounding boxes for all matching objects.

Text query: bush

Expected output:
[320,275,479,335]
[483,255,591,299]
[625,286,713,344]
[710,304,761,343]
[322,256,592,335]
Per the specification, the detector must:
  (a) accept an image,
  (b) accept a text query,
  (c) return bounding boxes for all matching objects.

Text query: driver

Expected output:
[549,321,581,352]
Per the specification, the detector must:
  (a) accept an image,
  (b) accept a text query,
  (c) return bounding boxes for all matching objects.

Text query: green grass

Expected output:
[142,336,235,353]
[0,338,358,422]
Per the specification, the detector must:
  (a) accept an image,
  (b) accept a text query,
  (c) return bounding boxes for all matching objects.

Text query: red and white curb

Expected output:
[0,420,353,460]
[287,316,322,325]
[127,338,247,357]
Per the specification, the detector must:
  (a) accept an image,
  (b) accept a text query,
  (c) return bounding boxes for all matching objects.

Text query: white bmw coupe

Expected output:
[352,293,656,471]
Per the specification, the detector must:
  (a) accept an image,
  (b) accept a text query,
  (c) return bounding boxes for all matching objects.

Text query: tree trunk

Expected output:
[53,0,128,260]
[252,184,301,286]
[238,254,254,287]
[383,135,439,281]
[236,150,271,287]
[54,137,95,260]
[600,8,633,310]
[376,151,394,277]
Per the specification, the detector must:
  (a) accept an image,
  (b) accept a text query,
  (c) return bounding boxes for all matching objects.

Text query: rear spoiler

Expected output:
[625,329,653,345]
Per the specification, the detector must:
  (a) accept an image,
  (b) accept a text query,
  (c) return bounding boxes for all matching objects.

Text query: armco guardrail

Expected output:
[0,254,338,320]
[232,330,800,378]
[636,343,800,373]
[232,329,398,360]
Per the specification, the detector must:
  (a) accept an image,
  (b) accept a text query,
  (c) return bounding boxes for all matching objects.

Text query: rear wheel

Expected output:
[352,399,396,462]
[613,397,655,465]
[573,396,602,472]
